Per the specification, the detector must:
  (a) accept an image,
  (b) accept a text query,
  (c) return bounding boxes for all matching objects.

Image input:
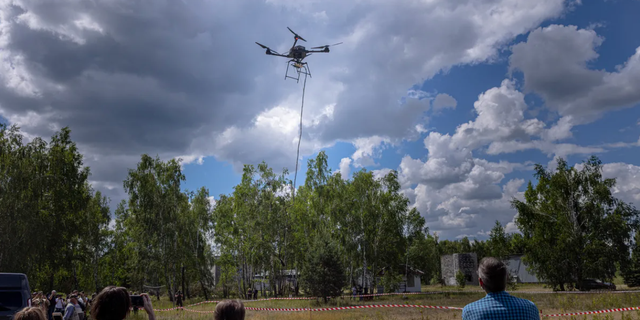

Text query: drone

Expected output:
[256,27,342,82]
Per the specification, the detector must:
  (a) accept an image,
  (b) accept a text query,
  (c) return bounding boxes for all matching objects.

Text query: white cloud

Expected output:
[510,24,640,125]
[207,196,217,207]
[337,157,352,179]
[601,163,640,205]
[432,93,457,112]
[351,136,391,168]
[451,79,546,151]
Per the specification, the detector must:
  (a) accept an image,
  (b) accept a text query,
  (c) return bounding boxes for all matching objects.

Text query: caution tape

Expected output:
[542,307,640,317]
[174,304,463,313]
[155,305,640,316]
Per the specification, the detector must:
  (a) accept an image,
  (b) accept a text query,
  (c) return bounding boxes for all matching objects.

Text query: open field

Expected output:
[131,285,640,320]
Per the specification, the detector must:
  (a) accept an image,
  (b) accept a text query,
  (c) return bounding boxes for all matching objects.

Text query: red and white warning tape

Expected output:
[155,305,640,316]
[543,306,640,317]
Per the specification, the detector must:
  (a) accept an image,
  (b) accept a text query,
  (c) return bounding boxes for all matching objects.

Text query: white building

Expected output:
[375,265,424,293]
[505,255,541,283]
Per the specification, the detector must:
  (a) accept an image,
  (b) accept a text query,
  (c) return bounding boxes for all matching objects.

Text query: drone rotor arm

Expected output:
[257,42,287,56]
[310,42,343,49]
[287,27,307,42]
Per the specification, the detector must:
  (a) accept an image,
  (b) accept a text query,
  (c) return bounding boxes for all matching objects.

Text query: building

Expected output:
[441,253,479,286]
[505,255,540,283]
[252,269,299,290]
[375,265,424,293]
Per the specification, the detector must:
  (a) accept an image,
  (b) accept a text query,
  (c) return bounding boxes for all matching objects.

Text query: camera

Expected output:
[130,295,144,307]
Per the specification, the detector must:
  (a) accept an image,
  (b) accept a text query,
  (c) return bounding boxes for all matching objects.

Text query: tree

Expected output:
[123,154,189,297]
[300,237,346,302]
[0,125,97,292]
[623,231,640,287]
[487,221,510,261]
[512,156,639,291]
[455,271,466,288]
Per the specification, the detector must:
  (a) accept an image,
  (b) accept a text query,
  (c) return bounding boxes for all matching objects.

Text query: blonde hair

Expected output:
[13,307,46,320]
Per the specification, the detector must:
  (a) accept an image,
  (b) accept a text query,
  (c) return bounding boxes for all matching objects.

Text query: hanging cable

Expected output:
[292,71,308,202]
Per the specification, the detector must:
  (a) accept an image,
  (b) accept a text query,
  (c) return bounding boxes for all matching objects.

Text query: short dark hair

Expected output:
[90,286,131,320]
[214,300,245,320]
[478,257,508,292]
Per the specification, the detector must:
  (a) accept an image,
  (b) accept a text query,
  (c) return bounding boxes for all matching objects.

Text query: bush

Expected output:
[456,271,466,288]
[507,274,518,291]
[624,233,640,287]
[300,237,346,302]
[380,272,403,293]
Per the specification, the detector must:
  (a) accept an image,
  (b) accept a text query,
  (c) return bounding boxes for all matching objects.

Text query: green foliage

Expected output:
[512,156,639,291]
[455,271,466,288]
[623,232,640,287]
[380,271,403,294]
[10,124,636,302]
[488,221,510,261]
[300,237,346,301]
[0,124,107,292]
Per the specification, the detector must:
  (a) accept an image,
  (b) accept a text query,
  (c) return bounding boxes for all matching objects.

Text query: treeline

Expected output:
[2,125,640,297]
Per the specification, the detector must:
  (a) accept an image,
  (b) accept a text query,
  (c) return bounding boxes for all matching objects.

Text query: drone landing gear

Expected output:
[285,60,311,83]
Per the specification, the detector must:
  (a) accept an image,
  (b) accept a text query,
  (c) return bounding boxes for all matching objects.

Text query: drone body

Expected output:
[256,27,341,82]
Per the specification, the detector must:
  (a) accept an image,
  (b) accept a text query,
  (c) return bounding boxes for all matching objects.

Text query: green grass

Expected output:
[133,290,640,320]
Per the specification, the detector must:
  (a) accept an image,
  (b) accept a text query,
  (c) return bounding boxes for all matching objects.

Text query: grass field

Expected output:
[128,284,640,320]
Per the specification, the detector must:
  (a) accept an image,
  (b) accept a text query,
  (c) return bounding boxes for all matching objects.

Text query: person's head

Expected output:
[68,295,78,305]
[478,257,508,293]
[51,290,56,295]
[90,286,131,320]
[214,300,245,320]
[13,307,46,320]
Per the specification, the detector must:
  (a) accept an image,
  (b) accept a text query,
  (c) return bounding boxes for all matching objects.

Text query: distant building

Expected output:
[375,265,424,293]
[441,253,479,286]
[505,255,540,283]
[253,269,299,290]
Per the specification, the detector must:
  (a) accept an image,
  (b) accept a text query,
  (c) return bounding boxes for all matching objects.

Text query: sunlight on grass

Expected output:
[128,290,640,320]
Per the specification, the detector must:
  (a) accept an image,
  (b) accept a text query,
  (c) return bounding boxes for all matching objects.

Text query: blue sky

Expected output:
[2,0,640,240]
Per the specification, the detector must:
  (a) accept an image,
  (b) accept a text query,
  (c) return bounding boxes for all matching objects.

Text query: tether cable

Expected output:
[292,70,308,202]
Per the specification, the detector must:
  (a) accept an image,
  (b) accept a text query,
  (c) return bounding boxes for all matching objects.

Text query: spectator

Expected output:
[62,295,79,320]
[13,307,46,320]
[54,295,64,314]
[90,287,155,320]
[214,300,245,320]
[175,291,183,308]
[47,291,57,320]
[462,257,540,320]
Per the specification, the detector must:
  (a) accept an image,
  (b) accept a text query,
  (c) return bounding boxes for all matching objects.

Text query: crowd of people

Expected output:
[16,287,246,320]
[26,290,94,320]
[13,257,539,320]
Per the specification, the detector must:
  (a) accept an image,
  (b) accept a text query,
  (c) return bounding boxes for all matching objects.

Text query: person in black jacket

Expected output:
[47,291,57,320]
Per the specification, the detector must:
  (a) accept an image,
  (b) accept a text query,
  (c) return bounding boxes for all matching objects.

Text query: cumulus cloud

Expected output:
[432,93,457,112]
[337,157,352,179]
[510,24,640,126]
[600,163,640,206]
[0,0,576,212]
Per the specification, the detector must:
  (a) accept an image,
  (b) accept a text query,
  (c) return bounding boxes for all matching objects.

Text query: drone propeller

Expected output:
[255,42,269,49]
[311,42,343,49]
[287,27,307,42]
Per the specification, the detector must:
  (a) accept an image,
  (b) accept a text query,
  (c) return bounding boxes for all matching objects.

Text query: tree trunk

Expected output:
[199,278,209,301]
[93,250,100,293]
[181,265,186,299]
[72,262,79,290]
[49,273,55,292]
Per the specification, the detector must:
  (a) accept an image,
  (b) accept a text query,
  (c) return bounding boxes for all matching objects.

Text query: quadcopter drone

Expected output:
[256,27,342,82]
